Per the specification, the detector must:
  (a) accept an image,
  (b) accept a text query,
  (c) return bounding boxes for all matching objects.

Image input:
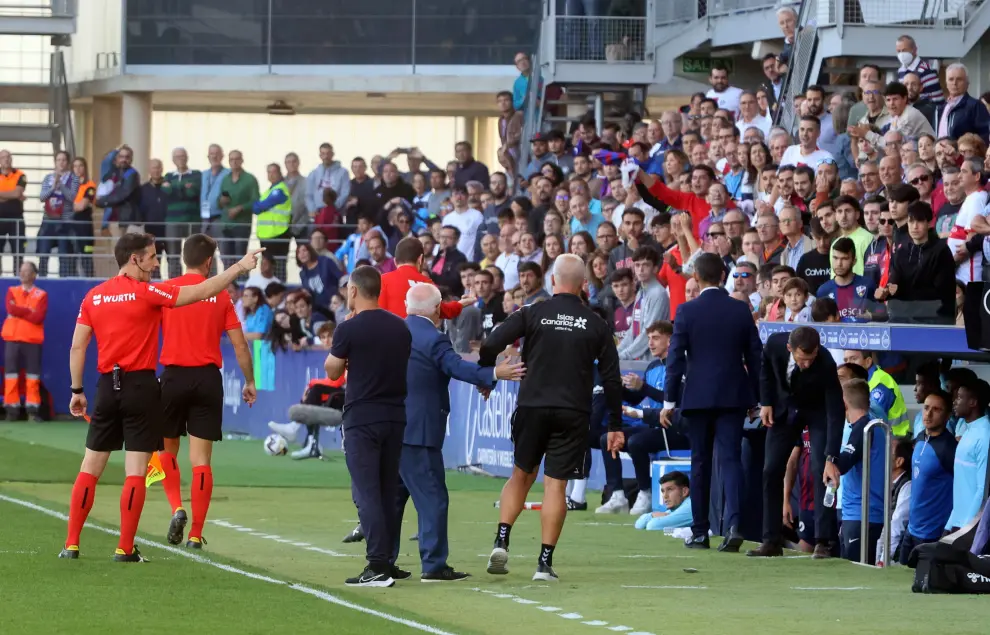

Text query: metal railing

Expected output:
[822,0,982,28]
[50,50,74,158]
[861,418,894,567]
[775,0,819,132]
[542,0,651,64]
[0,0,74,17]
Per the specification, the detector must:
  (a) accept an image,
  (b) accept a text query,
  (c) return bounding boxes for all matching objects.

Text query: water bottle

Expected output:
[823,482,837,508]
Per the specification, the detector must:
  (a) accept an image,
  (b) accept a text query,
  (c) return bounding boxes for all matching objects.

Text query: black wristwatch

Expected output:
[825,455,838,464]
[70,387,84,395]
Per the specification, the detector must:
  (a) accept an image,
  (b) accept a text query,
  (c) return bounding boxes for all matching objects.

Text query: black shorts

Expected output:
[511,406,589,480]
[86,370,163,453]
[160,365,224,442]
[798,509,815,544]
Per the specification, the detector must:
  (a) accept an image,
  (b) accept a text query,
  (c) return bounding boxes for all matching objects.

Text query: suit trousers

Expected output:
[390,444,450,574]
[683,407,746,536]
[599,426,668,491]
[762,411,836,545]
[343,421,405,572]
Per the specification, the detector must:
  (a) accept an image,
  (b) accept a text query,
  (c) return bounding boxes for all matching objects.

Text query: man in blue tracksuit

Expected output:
[946,378,990,531]
[901,389,956,565]
[596,321,688,516]
[911,363,942,438]
[837,378,887,564]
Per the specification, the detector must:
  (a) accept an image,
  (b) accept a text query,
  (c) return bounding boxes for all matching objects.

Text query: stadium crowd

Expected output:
[1,6,989,567]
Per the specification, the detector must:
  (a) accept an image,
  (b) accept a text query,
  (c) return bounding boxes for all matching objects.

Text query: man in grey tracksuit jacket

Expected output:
[305,161,350,212]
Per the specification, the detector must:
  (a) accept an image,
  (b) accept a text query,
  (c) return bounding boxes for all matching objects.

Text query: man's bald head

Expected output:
[552,254,586,294]
[405,283,442,317]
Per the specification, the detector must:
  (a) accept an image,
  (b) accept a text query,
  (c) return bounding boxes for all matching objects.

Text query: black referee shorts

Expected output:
[160,365,224,442]
[511,406,590,480]
[86,370,163,453]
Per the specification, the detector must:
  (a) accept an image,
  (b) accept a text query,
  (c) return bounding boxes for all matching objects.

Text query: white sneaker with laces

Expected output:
[268,421,302,442]
[291,436,321,460]
[630,491,652,515]
[594,491,629,514]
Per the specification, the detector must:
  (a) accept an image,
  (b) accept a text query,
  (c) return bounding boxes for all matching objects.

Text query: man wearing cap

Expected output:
[523,133,558,178]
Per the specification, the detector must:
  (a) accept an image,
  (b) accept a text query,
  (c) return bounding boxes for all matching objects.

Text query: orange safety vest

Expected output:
[75,179,96,204]
[2,286,46,344]
[0,169,25,217]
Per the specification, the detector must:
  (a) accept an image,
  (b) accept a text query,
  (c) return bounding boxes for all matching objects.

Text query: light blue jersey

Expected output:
[635,497,693,531]
[947,416,990,530]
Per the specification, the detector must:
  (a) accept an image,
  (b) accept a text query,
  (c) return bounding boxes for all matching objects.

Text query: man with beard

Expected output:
[804,85,838,155]
[902,72,937,128]
[526,176,554,236]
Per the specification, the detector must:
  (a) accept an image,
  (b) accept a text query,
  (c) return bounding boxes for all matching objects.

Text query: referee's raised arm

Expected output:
[173,248,265,307]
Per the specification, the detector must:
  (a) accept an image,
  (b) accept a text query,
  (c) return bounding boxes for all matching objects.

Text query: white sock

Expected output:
[571,479,588,504]
[565,480,573,496]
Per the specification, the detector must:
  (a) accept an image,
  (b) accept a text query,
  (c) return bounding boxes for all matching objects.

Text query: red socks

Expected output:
[189,466,213,540]
[118,475,147,554]
[159,451,183,513]
[65,472,98,548]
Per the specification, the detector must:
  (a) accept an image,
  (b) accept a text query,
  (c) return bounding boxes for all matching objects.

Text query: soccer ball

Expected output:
[264,434,288,456]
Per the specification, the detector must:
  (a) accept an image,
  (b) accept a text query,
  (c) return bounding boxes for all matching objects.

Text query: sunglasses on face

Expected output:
[706,231,725,238]
[556,195,569,201]
[878,218,893,225]
[910,174,931,185]
[733,271,752,279]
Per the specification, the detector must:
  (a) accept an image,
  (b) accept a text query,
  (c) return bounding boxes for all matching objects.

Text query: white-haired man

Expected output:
[935,63,990,142]
[478,255,624,582]
[390,283,524,582]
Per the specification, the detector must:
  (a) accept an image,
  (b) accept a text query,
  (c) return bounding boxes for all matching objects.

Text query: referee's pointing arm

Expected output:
[172,248,266,307]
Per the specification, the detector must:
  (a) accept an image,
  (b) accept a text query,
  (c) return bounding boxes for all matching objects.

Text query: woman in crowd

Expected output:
[749,142,773,174]
[553,187,570,219]
[663,149,689,187]
[543,209,565,239]
[569,230,595,259]
[541,162,565,187]
[266,309,294,353]
[586,249,610,305]
[69,156,95,277]
[242,286,274,341]
[541,233,564,290]
[518,231,541,263]
[918,134,939,175]
[297,242,341,309]
[958,133,986,160]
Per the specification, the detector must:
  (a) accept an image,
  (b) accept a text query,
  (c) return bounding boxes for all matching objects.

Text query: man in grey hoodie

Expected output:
[617,246,671,360]
[305,143,350,213]
[284,151,309,240]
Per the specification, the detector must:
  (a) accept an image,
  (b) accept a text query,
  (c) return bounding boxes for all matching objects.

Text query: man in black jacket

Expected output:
[748,326,845,559]
[96,145,142,235]
[876,201,955,323]
[429,225,467,296]
[478,254,623,583]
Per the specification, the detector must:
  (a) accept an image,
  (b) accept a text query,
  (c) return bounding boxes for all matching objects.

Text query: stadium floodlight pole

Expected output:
[861,418,894,567]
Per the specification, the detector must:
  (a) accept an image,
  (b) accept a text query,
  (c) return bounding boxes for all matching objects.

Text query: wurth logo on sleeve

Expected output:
[148,285,174,300]
[95,293,136,305]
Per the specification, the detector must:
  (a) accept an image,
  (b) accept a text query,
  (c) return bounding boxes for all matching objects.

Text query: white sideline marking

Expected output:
[0,494,456,635]
[792,586,870,591]
[559,613,583,619]
[207,519,355,557]
[580,522,630,527]
[583,621,609,626]
[538,606,562,612]
[619,554,696,559]
[622,585,707,590]
[608,627,633,632]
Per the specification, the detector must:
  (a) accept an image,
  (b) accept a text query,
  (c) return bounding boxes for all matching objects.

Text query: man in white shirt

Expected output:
[736,91,772,140]
[494,223,520,289]
[442,184,483,261]
[245,253,281,290]
[706,63,744,119]
[780,116,834,170]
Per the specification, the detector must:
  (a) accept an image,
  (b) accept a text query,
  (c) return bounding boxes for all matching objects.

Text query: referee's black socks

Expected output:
[539,544,555,567]
[495,522,512,548]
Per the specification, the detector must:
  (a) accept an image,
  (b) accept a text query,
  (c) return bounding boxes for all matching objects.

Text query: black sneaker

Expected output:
[684,534,710,549]
[186,536,207,550]
[421,567,471,582]
[58,545,79,559]
[345,566,395,588]
[167,508,188,545]
[113,547,148,563]
[391,566,412,580]
[566,497,588,511]
[342,524,364,543]
[410,533,419,541]
[486,540,509,575]
[532,562,559,582]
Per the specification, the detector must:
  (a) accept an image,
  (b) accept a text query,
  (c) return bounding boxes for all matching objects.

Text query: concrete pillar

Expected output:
[90,94,122,181]
[455,116,473,145]
[120,91,152,177]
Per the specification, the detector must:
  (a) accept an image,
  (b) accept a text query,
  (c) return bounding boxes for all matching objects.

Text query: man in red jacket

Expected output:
[379,237,475,318]
[636,165,736,239]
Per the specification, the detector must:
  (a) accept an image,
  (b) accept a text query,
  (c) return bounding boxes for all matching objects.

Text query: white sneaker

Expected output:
[268,421,302,443]
[594,491,629,514]
[630,491,652,515]
[290,436,322,460]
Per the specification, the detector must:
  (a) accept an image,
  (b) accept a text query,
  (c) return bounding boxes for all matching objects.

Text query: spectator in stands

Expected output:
[2,261,46,421]
[608,267,635,338]
[67,157,95,277]
[289,294,327,349]
[817,237,875,322]
[495,224,520,290]
[452,141,490,189]
[163,147,201,276]
[876,437,913,566]
[473,268,505,341]
[511,52,532,112]
[97,145,142,235]
[265,282,287,312]
[216,150,259,271]
[895,35,944,105]
[949,157,987,283]
[609,208,655,271]
[936,64,990,143]
[902,388,955,564]
[936,166,964,237]
[443,185,483,261]
[569,193,605,237]
[541,234,564,290]
[903,73,938,128]
[633,471,693,531]
[796,217,832,294]
[755,213,784,265]
[759,53,783,117]
[781,278,811,322]
[283,152,308,242]
[375,163,416,217]
[778,205,812,270]
[38,150,79,278]
[366,233,396,274]
[137,158,168,272]
[830,195,874,275]
[517,261,549,305]
[843,349,909,436]
[431,225,468,295]
[616,246,670,358]
[782,116,834,169]
[863,202,893,287]
[706,62,743,118]
[737,91,772,140]
[241,286,273,341]
[947,378,989,531]
[518,232,541,264]
[880,202,955,322]
[349,157,376,213]
[297,242,341,309]
[836,378,888,565]
[306,143,349,212]
[599,320,678,516]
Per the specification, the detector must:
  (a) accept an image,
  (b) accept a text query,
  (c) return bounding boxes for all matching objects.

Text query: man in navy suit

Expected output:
[390,283,524,582]
[660,253,763,551]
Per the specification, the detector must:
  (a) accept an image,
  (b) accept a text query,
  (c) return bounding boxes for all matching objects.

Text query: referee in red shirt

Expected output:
[157,234,257,550]
[379,237,474,318]
[61,232,262,562]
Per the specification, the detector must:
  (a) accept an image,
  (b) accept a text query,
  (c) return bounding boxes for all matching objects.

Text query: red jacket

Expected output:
[657,247,686,318]
[379,264,464,319]
[646,179,736,239]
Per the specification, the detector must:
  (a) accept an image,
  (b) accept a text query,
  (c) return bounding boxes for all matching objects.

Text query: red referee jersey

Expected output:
[379,264,464,319]
[77,275,179,373]
[160,273,241,368]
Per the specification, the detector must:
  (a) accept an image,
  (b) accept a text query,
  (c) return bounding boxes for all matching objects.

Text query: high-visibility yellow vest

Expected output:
[869,367,910,436]
[256,181,292,240]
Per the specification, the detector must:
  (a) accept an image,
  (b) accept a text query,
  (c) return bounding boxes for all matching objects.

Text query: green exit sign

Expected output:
[682,57,735,74]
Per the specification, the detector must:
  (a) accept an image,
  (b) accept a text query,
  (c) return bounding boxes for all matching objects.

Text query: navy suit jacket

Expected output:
[403,315,497,448]
[663,287,762,411]
[935,93,990,144]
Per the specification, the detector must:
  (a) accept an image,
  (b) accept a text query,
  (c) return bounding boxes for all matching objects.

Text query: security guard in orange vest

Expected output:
[0,149,27,276]
[2,261,47,421]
